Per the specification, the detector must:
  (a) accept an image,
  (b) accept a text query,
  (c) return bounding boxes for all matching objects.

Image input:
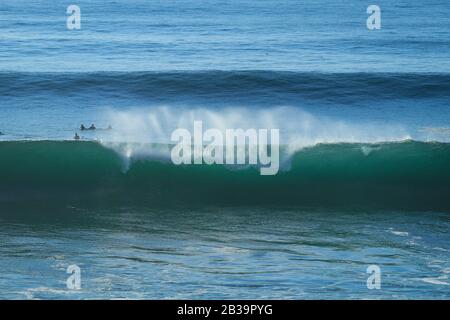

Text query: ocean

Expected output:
[0,0,449,299]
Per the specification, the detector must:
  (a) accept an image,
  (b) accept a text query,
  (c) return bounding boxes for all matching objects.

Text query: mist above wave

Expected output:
[100,106,411,159]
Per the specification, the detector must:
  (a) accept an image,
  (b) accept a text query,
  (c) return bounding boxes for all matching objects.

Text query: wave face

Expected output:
[2,71,450,104]
[1,140,450,211]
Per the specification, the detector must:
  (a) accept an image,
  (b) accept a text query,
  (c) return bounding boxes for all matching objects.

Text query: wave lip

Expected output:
[1,140,450,210]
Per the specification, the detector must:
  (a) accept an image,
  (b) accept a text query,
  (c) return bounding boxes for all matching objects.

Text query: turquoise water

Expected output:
[0,0,449,299]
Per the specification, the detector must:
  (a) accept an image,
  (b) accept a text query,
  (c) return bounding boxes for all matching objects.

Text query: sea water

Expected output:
[0,0,449,299]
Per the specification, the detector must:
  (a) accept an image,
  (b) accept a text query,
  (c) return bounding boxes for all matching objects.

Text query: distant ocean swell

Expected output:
[1,71,450,103]
[1,140,450,210]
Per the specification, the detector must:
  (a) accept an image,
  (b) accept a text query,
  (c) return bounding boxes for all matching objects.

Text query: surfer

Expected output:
[80,124,86,131]
[74,133,80,140]
[89,124,96,130]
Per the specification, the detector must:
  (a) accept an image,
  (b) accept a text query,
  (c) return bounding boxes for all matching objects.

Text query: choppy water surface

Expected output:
[0,208,449,299]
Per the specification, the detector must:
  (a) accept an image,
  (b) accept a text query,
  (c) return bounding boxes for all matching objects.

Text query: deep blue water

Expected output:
[1,0,450,73]
[0,0,449,299]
